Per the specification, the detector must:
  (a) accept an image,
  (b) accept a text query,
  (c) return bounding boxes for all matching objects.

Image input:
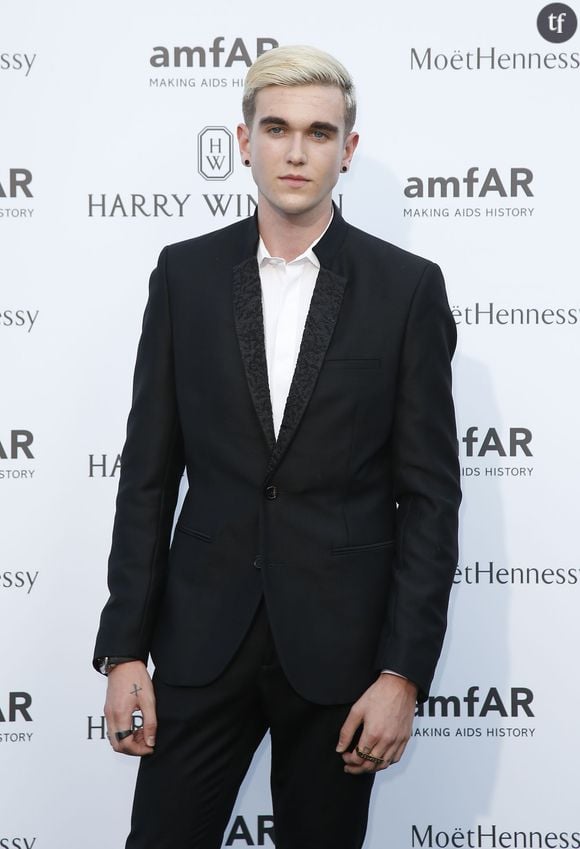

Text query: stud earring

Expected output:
[341,165,348,173]
[244,159,251,166]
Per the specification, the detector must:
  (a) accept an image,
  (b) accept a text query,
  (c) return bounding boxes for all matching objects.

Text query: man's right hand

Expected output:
[104,660,157,757]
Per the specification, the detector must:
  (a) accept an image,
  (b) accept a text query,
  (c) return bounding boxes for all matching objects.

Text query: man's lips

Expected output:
[279,175,311,184]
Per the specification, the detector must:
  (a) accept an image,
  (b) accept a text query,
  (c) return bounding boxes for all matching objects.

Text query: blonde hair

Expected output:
[242,45,356,134]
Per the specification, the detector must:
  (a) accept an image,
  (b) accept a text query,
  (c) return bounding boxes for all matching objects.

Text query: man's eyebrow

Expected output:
[257,117,340,135]
[258,115,289,127]
[310,121,339,134]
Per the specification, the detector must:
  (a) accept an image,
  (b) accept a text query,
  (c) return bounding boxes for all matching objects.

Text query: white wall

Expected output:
[1,1,579,846]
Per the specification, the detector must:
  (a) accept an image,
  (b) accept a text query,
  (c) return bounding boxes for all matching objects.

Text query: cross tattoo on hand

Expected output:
[130,683,142,697]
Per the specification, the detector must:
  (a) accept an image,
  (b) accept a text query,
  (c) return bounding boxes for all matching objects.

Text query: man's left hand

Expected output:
[336,674,418,774]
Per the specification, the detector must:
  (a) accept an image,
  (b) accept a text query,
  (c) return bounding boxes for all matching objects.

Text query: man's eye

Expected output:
[269,126,284,134]
[312,130,328,140]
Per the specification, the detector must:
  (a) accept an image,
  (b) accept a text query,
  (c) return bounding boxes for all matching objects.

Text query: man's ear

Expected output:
[342,131,359,169]
[237,123,251,165]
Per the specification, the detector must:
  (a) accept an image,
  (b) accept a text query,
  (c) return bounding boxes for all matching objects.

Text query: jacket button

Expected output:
[264,484,278,500]
[253,556,263,569]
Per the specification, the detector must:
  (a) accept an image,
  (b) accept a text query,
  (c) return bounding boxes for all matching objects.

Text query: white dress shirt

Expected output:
[257,223,328,438]
[256,218,405,684]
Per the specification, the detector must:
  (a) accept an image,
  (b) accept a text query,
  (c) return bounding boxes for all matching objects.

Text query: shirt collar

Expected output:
[257,209,334,270]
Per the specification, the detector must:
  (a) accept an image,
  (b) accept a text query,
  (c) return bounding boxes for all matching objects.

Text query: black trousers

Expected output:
[125,601,375,849]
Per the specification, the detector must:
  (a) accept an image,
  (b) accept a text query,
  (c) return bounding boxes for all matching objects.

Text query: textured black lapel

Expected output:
[265,266,347,479]
[232,256,276,451]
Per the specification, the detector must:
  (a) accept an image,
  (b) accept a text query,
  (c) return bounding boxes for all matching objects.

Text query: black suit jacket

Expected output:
[94,207,461,704]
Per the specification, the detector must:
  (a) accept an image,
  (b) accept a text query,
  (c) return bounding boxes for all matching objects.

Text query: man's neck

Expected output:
[257,199,333,262]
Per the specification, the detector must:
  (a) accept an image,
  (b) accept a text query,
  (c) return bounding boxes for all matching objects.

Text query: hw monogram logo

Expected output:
[197,126,234,181]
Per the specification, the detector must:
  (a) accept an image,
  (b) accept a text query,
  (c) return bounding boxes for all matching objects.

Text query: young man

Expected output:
[94,45,461,849]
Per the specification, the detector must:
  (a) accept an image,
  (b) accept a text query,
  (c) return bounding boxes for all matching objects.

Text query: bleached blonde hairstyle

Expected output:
[242,45,356,134]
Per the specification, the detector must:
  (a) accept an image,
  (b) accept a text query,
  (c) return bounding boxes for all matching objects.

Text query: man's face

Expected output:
[237,84,358,222]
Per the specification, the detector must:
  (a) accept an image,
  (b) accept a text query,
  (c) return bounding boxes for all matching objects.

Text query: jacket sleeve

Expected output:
[375,261,461,702]
[93,247,185,668]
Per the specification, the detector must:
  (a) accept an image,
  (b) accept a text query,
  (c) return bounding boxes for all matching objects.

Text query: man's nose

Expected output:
[286,133,307,165]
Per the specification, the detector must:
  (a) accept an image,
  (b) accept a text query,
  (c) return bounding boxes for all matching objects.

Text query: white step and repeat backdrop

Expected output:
[1,0,579,846]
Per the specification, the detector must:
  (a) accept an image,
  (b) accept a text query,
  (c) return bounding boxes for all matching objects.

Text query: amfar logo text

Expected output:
[0,693,32,722]
[415,686,534,718]
[404,168,533,199]
[224,817,275,846]
[0,170,33,199]
[150,37,278,68]
[0,430,34,460]
[461,427,532,457]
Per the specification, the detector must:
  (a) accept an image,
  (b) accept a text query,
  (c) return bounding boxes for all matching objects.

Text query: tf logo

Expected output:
[197,126,234,181]
[537,3,578,41]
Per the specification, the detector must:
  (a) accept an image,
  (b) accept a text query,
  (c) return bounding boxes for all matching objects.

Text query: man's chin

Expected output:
[264,194,329,220]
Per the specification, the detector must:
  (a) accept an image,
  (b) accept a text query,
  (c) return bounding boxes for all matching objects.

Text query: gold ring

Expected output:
[356,746,384,765]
